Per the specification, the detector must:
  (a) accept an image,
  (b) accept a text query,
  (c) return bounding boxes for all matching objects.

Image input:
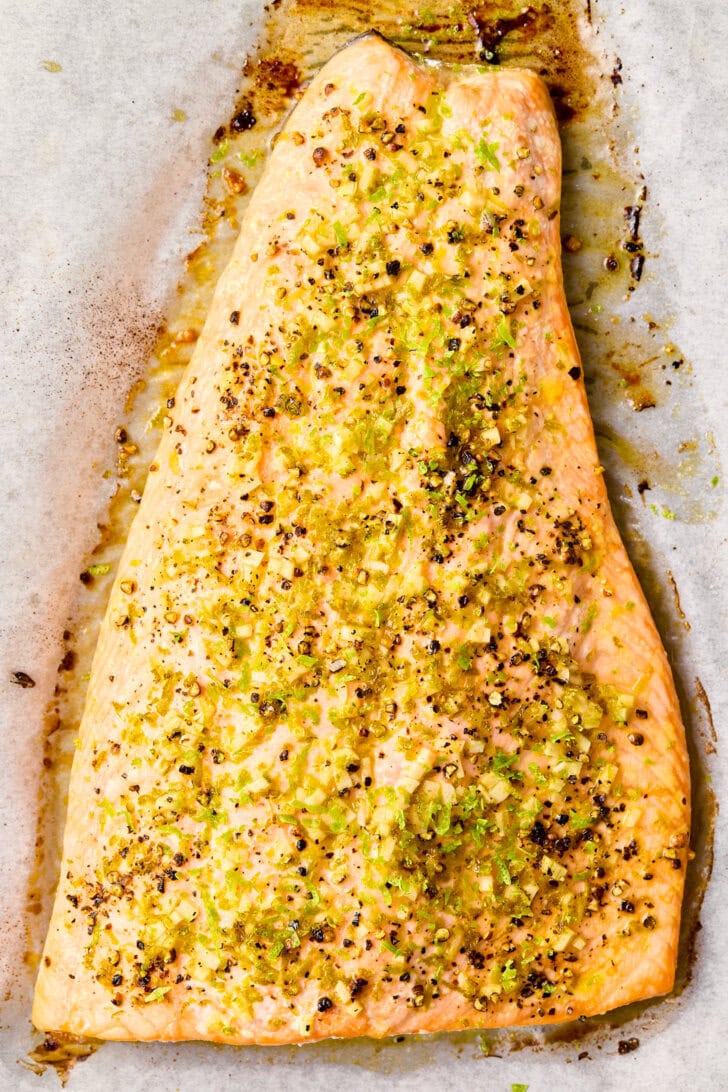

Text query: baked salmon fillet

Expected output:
[34,32,690,1044]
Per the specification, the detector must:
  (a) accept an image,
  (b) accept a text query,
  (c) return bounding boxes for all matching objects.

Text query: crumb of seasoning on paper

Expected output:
[511,1084,529,1092]
[41,60,62,72]
[172,108,187,122]
[649,503,676,520]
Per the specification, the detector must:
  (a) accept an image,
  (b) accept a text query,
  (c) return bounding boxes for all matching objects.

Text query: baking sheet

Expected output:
[1,0,726,1088]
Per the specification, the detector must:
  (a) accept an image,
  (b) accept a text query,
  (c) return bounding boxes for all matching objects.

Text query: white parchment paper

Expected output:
[1,1,726,1089]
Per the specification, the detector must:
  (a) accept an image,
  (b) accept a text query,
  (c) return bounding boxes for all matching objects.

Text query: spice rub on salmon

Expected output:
[34,32,689,1044]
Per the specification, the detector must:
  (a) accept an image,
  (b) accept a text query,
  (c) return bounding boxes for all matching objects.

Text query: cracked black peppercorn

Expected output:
[231,107,256,131]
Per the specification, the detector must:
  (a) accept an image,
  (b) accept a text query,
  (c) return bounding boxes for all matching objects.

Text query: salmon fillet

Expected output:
[34,32,689,1044]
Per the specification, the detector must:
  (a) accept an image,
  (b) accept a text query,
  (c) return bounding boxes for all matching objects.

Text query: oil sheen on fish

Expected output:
[33,33,689,1044]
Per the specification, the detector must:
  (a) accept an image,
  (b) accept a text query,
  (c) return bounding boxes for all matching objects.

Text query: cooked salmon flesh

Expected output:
[33,32,689,1044]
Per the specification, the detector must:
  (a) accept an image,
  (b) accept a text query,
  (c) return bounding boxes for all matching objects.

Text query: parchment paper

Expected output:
[1,1,726,1089]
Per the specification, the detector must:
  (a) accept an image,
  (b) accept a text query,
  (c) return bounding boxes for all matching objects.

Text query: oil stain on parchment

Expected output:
[25,0,718,1080]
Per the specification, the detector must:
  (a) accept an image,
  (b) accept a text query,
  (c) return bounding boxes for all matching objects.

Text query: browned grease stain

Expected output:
[694,677,717,755]
[25,0,718,1074]
[21,1033,99,1087]
[667,569,691,631]
[596,421,716,526]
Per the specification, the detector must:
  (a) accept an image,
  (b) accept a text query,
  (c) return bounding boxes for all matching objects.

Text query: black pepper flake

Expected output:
[568,366,582,380]
[426,639,441,654]
[111,974,123,987]
[10,670,35,688]
[178,764,195,775]
[229,310,240,325]
[618,1038,640,1055]
[317,996,334,1012]
[395,385,406,395]
[620,899,635,913]
[386,259,401,277]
